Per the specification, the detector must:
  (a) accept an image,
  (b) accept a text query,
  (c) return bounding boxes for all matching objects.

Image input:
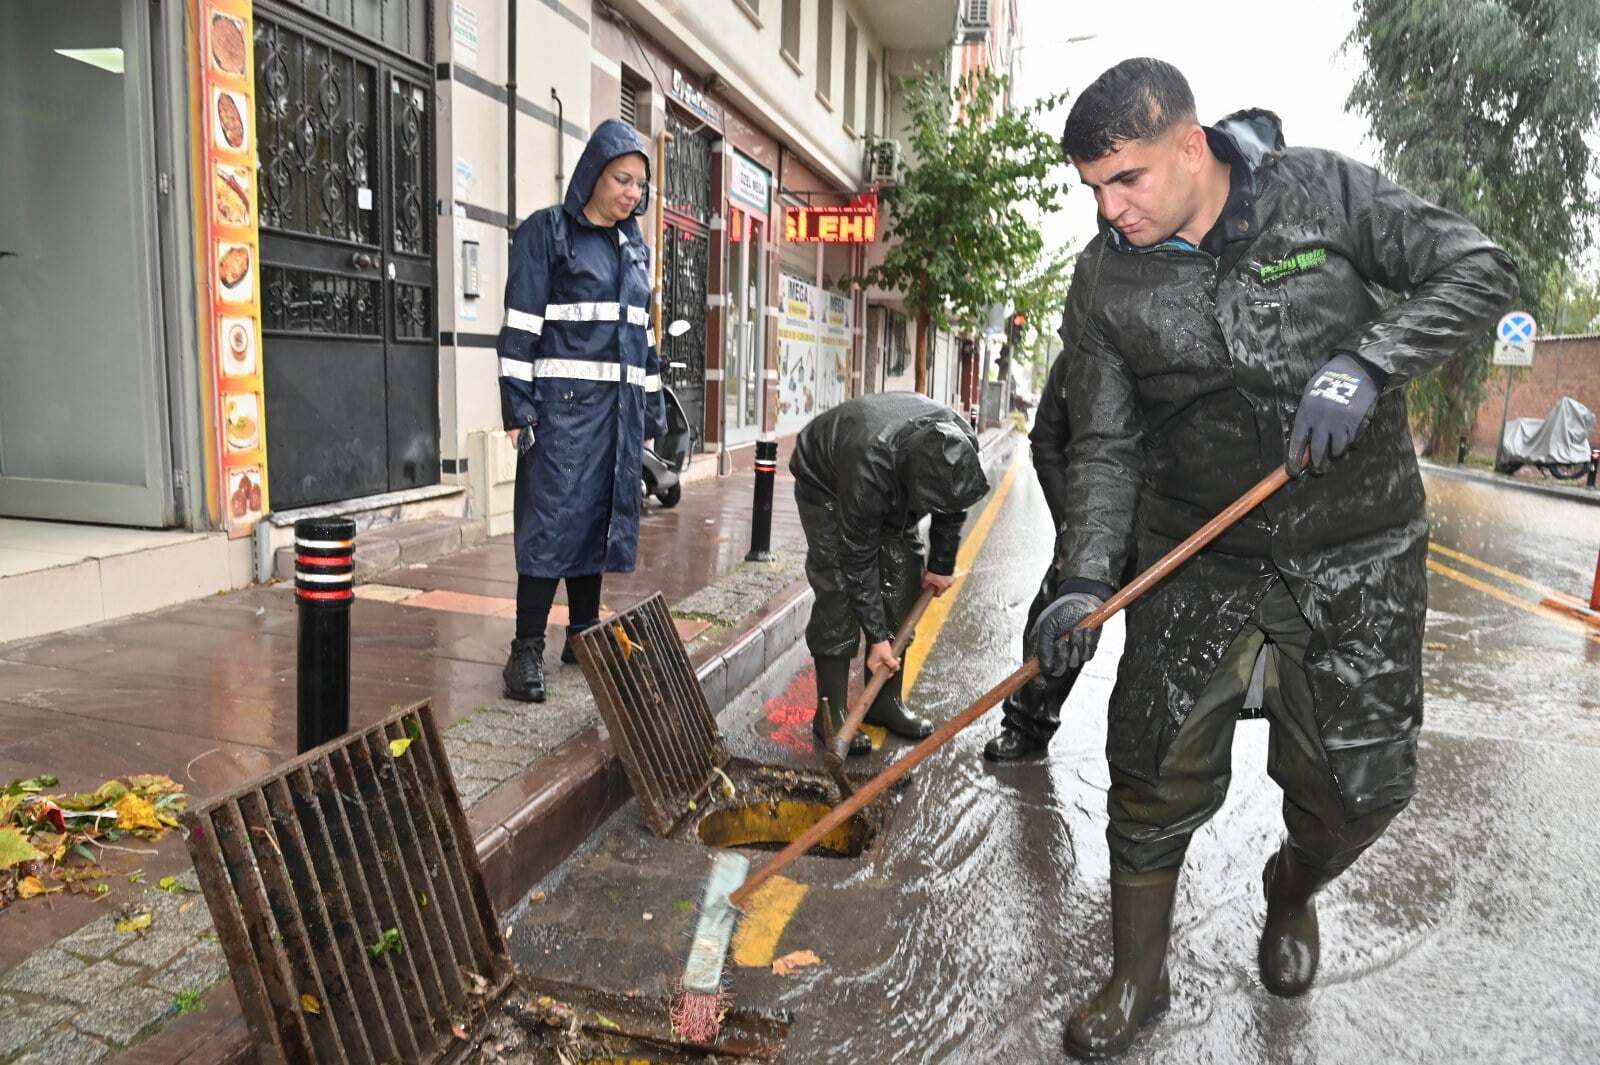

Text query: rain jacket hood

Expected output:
[791,393,990,644]
[563,118,650,236]
[1054,112,1519,816]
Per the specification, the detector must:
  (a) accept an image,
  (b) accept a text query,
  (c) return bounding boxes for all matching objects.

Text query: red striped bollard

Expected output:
[294,516,355,753]
[745,439,778,563]
[1590,545,1599,613]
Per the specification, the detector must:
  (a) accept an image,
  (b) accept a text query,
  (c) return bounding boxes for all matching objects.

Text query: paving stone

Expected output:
[146,889,213,934]
[457,777,497,807]
[150,940,229,997]
[12,1025,108,1065]
[1,947,90,998]
[0,995,74,1059]
[110,923,193,970]
[71,984,175,1045]
[58,917,132,962]
[43,960,142,1006]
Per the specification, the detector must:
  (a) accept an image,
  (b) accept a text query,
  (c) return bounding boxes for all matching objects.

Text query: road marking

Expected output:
[1426,558,1600,642]
[1428,542,1557,596]
[730,874,808,967]
[903,446,1024,696]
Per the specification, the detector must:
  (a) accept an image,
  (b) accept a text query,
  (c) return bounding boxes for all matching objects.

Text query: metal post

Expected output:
[1591,547,1600,613]
[1457,435,1468,466]
[1589,449,1599,490]
[295,516,355,753]
[1493,366,1516,472]
[745,439,778,562]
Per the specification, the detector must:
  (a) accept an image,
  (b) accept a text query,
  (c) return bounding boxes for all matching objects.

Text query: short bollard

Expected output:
[1457,435,1469,466]
[295,516,355,753]
[1590,546,1599,613]
[745,439,778,563]
[1588,448,1599,489]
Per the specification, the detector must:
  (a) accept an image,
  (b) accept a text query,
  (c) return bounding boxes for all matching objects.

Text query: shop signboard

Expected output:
[784,194,878,243]
[197,0,269,535]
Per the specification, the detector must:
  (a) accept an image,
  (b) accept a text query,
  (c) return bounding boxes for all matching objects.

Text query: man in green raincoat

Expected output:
[1029,59,1518,1058]
[791,392,990,756]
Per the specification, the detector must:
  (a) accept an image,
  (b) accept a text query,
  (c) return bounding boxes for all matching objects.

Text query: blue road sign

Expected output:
[1498,311,1537,344]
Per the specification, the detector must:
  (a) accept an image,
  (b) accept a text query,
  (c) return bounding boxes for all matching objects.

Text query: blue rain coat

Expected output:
[498,119,666,578]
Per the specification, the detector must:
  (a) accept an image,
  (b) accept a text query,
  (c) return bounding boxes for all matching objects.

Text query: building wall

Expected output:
[1469,336,1600,452]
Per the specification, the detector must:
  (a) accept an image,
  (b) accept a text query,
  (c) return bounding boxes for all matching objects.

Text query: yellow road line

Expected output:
[1425,558,1600,642]
[730,874,808,967]
[1428,542,1557,596]
[903,446,1024,696]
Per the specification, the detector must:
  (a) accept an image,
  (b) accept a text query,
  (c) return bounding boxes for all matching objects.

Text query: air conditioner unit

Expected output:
[865,138,903,186]
[957,0,990,42]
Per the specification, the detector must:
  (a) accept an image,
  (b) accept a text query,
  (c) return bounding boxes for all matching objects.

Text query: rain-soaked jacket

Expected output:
[1055,110,1518,817]
[1030,350,1074,532]
[498,120,665,578]
[791,393,990,645]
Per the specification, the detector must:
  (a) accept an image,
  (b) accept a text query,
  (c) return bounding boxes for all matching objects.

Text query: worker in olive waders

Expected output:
[496,119,665,703]
[1029,59,1517,1058]
[790,393,990,755]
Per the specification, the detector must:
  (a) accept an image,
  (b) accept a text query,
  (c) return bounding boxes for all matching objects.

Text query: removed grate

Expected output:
[183,701,513,1064]
[572,593,729,836]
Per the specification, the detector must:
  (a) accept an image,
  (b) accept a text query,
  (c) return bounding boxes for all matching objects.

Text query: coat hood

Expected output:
[563,118,651,232]
[1212,108,1285,169]
[902,420,988,515]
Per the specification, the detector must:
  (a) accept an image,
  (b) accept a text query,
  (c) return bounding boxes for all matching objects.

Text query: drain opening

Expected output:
[697,799,873,857]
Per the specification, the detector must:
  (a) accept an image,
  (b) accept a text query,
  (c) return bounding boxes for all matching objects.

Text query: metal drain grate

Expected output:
[183,702,512,1064]
[572,593,727,836]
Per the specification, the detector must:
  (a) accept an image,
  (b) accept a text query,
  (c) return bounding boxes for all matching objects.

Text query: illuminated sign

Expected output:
[784,195,878,243]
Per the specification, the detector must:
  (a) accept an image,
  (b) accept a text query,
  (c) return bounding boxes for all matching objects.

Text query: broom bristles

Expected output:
[671,851,749,1045]
[670,980,730,1044]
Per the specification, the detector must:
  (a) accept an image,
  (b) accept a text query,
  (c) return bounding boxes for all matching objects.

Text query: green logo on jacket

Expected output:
[1258,247,1327,284]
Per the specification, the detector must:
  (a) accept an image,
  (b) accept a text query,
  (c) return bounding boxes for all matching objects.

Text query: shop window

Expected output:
[866,52,878,137]
[843,17,857,131]
[620,69,649,132]
[815,0,832,103]
[781,0,801,66]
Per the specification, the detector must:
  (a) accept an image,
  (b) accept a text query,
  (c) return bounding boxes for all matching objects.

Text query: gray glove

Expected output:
[1029,592,1105,677]
[1288,353,1379,476]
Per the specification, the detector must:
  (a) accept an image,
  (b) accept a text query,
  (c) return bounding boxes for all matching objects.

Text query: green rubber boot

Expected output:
[1063,869,1179,1060]
[812,656,871,757]
[1259,843,1329,997]
[864,660,933,739]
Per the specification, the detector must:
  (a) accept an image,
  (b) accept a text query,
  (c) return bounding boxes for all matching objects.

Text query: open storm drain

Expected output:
[572,595,896,860]
[459,978,789,1064]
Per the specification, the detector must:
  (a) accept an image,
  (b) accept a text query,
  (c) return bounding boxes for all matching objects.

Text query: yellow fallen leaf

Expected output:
[114,793,163,833]
[611,624,644,662]
[116,911,153,934]
[388,737,414,758]
[771,949,822,976]
[17,875,59,899]
[301,993,321,1014]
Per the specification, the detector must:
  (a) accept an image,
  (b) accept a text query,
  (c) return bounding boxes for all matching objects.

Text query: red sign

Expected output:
[785,195,878,243]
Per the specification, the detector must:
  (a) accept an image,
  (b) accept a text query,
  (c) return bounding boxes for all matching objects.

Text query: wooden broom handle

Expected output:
[830,587,937,755]
[729,462,1292,909]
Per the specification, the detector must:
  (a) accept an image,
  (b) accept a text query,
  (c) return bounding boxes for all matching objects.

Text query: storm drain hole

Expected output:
[697,799,875,858]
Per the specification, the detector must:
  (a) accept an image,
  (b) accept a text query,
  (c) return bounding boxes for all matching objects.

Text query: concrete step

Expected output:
[274,515,487,582]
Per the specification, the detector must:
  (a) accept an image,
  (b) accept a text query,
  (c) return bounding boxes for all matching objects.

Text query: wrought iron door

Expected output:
[659,111,711,448]
[254,5,436,508]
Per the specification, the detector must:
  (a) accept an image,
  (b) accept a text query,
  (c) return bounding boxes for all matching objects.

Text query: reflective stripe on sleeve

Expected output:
[644,374,662,393]
[499,357,534,382]
[505,308,544,334]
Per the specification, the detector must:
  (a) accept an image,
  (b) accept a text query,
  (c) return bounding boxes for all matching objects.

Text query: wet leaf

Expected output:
[593,1013,620,1031]
[367,927,403,958]
[301,992,322,1014]
[388,737,414,758]
[17,876,59,899]
[127,774,182,797]
[771,949,822,976]
[72,843,97,864]
[95,883,110,896]
[404,717,422,743]
[0,794,26,823]
[0,827,42,870]
[450,1022,468,1040]
[116,910,153,934]
[127,870,146,884]
[59,780,127,811]
[1426,641,1449,651]
[528,890,545,903]
[417,891,428,908]
[157,875,183,893]
[179,898,197,915]
[4,775,58,796]
[114,793,163,833]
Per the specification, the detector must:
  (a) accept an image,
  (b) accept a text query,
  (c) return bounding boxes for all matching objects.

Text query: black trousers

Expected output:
[515,574,603,640]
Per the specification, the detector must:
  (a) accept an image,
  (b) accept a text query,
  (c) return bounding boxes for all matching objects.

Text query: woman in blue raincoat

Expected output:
[497,119,665,702]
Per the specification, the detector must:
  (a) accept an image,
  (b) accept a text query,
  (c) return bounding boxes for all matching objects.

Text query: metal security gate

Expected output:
[255,3,437,509]
[660,110,711,451]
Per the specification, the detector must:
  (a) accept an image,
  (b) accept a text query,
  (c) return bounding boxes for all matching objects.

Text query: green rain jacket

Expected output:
[1055,110,1518,817]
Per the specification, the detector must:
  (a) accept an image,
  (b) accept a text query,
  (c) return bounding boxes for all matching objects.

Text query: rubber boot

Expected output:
[864,661,933,739]
[1259,843,1328,997]
[560,623,595,666]
[983,725,1049,762]
[812,656,871,757]
[1063,869,1180,1060]
[502,637,546,703]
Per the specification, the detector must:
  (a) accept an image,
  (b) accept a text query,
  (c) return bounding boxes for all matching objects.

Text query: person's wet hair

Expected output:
[1059,58,1196,162]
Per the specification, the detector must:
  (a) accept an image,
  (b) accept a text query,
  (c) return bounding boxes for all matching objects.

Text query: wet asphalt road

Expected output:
[512,453,1600,1064]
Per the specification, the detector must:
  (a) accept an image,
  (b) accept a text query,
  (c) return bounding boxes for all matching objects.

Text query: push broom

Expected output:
[673,460,1296,1043]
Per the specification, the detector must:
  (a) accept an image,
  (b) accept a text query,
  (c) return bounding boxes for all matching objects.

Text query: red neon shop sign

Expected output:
[784,194,878,243]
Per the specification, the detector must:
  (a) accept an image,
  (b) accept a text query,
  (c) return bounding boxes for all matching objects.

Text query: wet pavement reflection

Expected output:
[513,453,1600,1063]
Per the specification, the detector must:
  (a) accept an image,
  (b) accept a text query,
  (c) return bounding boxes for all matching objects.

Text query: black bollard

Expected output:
[295,516,356,753]
[1590,449,1599,490]
[1457,435,1469,466]
[745,439,778,563]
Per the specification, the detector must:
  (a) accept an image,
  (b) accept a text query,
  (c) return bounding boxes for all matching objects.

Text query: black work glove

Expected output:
[1287,353,1379,477]
[1029,592,1105,677]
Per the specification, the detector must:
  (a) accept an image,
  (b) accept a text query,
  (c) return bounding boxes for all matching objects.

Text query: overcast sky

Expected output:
[1014,0,1375,255]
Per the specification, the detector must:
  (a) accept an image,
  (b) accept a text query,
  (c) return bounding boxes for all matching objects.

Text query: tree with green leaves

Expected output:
[1346,0,1600,454]
[860,65,1069,392]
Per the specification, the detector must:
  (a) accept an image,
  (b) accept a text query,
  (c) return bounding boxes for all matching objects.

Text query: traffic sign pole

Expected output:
[1494,366,1517,472]
[1492,312,1538,472]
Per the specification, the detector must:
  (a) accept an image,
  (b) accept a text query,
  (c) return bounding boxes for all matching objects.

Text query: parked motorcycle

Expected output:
[643,320,693,508]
